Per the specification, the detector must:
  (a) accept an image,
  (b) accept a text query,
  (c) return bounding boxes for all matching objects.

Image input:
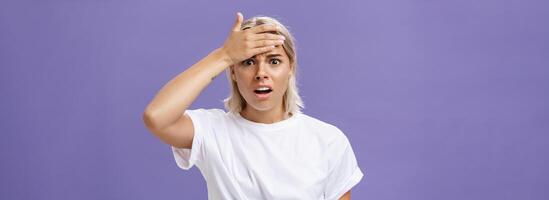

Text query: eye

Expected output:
[270,58,281,65]
[241,59,254,66]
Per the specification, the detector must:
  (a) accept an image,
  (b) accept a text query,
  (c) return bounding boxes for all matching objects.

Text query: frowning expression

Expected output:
[231,46,293,112]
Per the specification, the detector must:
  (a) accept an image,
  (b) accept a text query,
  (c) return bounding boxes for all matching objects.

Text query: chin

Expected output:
[247,103,274,112]
[242,92,282,112]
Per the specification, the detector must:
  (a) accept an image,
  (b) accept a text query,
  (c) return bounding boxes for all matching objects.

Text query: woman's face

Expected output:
[231,45,293,113]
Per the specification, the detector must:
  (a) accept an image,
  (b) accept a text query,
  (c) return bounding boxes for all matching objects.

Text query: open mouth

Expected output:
[253,85,273,99]
[254,88,273,94]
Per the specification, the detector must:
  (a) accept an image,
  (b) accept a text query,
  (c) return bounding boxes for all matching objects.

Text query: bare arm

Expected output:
[142,12,285,148]
[142,48,231,147]
[339,190,351,200]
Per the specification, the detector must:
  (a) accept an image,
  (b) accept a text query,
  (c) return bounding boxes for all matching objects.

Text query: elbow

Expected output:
[142,109,160,131]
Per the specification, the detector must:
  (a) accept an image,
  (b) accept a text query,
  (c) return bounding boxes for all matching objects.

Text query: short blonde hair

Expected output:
[223,15,304,116]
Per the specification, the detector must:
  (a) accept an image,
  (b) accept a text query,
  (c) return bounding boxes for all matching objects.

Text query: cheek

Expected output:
[233,70,246,84]
[234,74,253,96]
[235,79,248,92]
[276,76,291,94]
[234,69,254,80]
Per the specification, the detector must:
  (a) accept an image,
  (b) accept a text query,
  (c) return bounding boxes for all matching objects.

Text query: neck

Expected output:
[240,105,291,124]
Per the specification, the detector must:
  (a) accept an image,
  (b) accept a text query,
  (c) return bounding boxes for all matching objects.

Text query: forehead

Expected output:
[253,45,288,58]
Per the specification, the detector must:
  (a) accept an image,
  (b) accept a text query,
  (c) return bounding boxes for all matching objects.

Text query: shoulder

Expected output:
[298,114,354,168]
[185,108,227,116]
[298,113,349,145]
[184,108,228,122]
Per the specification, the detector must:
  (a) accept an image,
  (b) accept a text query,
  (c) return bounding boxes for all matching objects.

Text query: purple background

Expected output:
[1,0,548,199]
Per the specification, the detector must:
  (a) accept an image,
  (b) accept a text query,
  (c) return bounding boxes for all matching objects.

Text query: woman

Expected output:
[143,12,364,200]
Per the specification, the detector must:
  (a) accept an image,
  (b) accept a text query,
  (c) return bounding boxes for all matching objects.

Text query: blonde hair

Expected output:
[223,15,304,116]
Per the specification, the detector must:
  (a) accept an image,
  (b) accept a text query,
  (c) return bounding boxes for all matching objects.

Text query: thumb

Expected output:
[231,12,243,31]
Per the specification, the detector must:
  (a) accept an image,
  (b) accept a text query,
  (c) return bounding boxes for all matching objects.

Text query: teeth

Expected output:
[256,87,270,91]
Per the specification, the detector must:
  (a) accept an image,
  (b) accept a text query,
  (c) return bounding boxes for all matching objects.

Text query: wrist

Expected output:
[214,47,234,67]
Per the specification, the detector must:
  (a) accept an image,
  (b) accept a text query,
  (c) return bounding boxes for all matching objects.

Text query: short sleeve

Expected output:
[171,108,222,170]
[323,132,364,200]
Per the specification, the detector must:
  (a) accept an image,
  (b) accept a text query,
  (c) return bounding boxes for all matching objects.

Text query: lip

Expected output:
[255,84,273,90]
[254,91,272,100]
[253,84,273,100]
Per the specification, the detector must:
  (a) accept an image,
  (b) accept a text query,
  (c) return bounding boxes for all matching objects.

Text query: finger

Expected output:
[248,24,280,34]
[250,39,285,48]
[249,33,286,41]
[232,12,243,31]
[249,45,276,55]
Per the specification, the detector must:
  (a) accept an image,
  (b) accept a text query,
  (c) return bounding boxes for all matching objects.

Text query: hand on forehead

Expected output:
[243,23,281,33]
[252,45,285,58]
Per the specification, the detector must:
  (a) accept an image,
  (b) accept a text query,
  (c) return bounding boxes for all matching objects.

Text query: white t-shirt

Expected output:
[171,108,364,200]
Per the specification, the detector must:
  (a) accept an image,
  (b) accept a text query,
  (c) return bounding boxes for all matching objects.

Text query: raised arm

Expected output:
[142,12,285,148]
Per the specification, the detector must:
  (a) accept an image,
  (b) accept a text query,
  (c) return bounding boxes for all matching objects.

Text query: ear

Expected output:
[289,62,295,77]
[290,61,295,71]
[230,65,237,81]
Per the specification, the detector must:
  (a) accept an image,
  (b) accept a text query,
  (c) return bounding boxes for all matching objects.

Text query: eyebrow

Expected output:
[251,54,283,59]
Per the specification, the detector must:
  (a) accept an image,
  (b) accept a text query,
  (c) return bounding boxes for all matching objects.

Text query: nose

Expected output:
[254,64,269,80]
[255,74,269,80]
